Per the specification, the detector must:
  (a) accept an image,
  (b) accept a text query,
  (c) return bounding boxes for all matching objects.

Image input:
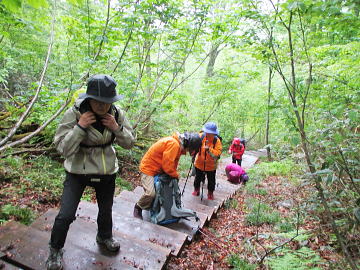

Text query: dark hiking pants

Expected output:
[50,172,116,249]
[232,157,242,166]
[194,167,216,192]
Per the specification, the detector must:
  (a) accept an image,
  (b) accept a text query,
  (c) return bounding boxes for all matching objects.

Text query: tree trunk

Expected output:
[265,66,273,161]
[205,43,220,78]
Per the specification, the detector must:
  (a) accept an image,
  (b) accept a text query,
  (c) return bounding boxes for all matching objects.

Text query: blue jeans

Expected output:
[50,172,115,249]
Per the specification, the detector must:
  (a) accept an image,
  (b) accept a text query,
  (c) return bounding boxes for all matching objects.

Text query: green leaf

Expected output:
[26,0,48,8]
[68,0,84,5]
[1,0,22,12]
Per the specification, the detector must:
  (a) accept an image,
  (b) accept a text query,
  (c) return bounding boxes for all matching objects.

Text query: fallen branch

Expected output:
[0,10,55,147]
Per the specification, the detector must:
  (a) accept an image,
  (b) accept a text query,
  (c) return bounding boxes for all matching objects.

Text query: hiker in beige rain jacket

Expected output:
[54,98,134,175]
[46,74,135,270]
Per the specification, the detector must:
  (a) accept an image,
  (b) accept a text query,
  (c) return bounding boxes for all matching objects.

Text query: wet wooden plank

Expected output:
[32,203,186,257]
[0,221,136,270]
[117,190,208,227]
[178,177,235,198]
[0,259,21,270]
[178,179,232,204]
[116,191,206,240]
[31,209,169,270]
[133,186,214,221]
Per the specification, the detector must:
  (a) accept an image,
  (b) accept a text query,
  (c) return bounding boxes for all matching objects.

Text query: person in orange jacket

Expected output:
[133,132,202,219]
[192,122,222,200]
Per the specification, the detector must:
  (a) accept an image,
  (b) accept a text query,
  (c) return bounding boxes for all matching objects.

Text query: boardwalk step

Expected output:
[133,186,216,221]
[0,221,136,270]
[31,208,169,270]
[32,202,187,257]
[115,191,206,240]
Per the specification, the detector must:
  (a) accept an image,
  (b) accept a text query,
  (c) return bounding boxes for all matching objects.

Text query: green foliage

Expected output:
[224,198,238,209]
[0,155,64,204]
[115,176,133,191]
[247,159,297,179]
[227,254,255,270]
[276,219,296,233]
[266,247,324,270]
[0,204,34,225]
[245,198,280,226]
[246,186,268,196]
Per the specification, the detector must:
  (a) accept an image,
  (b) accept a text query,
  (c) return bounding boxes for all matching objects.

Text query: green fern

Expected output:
[266,247,325,270]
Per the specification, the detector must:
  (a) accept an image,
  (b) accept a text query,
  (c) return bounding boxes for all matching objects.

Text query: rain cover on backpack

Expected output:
[150,174,199,225]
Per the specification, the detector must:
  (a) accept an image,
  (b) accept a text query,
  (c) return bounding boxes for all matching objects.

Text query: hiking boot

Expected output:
[46,247,63,270]
[133,203,143,220]
[96,235,120,252]
[207,191,214,200]
[192,188,200,196]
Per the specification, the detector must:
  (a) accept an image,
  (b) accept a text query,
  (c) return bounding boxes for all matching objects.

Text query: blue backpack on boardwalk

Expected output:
[151,174,199,225]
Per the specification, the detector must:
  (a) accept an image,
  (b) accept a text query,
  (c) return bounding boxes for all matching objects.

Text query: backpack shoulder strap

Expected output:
[112,105,120,123]
[213,136,217,145]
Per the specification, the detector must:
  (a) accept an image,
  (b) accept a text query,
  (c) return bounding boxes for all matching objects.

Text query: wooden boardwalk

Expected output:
[0,152,262,269]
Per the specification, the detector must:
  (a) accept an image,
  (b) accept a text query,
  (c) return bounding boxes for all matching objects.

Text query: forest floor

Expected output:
[0,153,352,269]
[164,157,345,270]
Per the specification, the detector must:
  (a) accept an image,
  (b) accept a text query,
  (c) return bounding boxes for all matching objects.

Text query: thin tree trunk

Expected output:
[0,10,55,148]
[265,66,273,161]
[205,43,220,78]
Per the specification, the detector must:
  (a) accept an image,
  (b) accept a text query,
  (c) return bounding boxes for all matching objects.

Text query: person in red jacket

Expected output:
[133,132,202,219]
[228,138,245,166]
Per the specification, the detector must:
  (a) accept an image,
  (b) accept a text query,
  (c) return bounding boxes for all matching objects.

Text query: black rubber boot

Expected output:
[96,235,120,252]
[46,247,63,270]
[133,203,143,220]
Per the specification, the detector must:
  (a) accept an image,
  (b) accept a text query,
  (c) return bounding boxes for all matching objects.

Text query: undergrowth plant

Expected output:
[266,246,325,270]
[227,254,256,270]
[245,198,280,226]
[0,204,34,225]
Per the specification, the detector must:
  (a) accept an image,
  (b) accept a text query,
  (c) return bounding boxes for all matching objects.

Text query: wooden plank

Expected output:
[0,259,21,270]
[180,179,235,199]
[116,191,207,240]
[32,203,186,257]
[178,179,232,204]
[133,186,214,221]
[117,190,209,226]
[31,209,169,270]
[0,221,135,270]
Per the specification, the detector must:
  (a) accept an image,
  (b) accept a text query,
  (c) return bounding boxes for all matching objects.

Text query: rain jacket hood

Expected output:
[54,98,135,175]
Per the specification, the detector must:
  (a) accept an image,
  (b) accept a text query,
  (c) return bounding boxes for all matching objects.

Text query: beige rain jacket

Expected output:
[54,98,135,175]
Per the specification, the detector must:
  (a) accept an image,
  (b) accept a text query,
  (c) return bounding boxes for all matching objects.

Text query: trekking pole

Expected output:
[181,161,193,196]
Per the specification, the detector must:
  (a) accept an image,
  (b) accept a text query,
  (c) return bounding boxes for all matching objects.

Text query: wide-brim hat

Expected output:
[202,122,219,135]
[79,74,123,104]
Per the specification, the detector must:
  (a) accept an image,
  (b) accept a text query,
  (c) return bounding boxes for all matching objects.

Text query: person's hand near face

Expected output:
[78,111,96,128]
[101,113,119,131]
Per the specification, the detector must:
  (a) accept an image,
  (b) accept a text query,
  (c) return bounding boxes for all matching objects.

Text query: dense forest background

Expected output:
[0,0,359,269]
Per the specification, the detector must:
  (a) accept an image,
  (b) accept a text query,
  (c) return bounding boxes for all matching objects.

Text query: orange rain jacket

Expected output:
[139,133,183,178]
[194,133,222,171]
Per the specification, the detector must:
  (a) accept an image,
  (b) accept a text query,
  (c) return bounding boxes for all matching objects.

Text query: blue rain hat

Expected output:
[202,122,219,135]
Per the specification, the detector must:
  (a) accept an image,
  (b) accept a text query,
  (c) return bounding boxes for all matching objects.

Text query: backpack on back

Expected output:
[150,174,199,225]
[240,138,246,148]
[200,133,222,146]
